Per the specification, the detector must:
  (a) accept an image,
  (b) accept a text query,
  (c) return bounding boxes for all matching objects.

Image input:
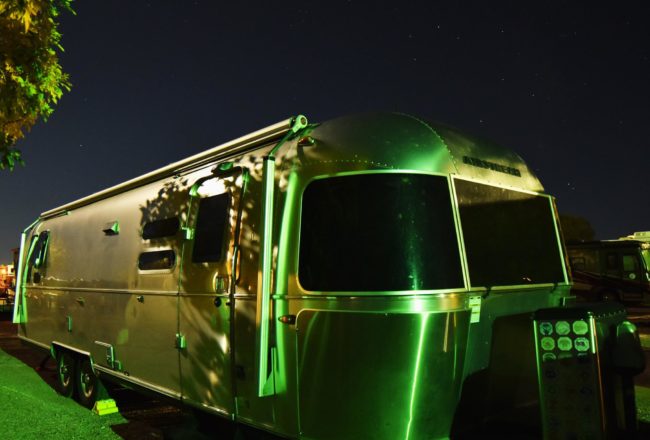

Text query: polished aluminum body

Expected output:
[16,113,570,439]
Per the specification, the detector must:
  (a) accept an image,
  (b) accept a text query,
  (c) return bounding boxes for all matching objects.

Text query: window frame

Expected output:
[137,248,177,273]
[296,170,466,294]
[191,191,232,264]
[451,175,569,290]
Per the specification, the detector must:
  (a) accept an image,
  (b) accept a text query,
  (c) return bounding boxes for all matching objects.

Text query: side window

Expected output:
[138,250,176,270]
[192,193,231,263]
[26,231,50,282]
[605,253,618,272]
[623,254,638,272]
[622,254,640,280]
[142,217,180,240]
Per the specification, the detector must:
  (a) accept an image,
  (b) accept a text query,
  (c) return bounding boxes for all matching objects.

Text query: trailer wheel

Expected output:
[56,351,75,397]
[75,357,99,408]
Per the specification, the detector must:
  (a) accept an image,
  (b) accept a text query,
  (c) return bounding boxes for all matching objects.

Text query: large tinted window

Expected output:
[455,179,565,287]
[192,193,230,263]
[299,174,463,291]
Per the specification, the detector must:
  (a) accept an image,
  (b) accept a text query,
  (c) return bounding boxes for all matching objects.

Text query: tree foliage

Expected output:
[0,0,73,170]
[560,213,596,242]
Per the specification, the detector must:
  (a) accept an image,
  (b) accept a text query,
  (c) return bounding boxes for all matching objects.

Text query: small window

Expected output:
[623,254,639,272]
[138,250,176,270]
[143,217,180,239]
[605,253,618,271]
[192,193,231,263]
[26,231,50,282]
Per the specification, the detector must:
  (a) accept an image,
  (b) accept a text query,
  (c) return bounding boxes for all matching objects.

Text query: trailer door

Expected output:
[178,169,243,414]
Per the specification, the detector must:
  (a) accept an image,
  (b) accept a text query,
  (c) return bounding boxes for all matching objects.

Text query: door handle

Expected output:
[136,295,144,303]
[76,297,85,305]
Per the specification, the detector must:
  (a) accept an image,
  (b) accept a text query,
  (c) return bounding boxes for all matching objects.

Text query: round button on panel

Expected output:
[574,337,590,352]
[541,337,556,351]
[543,352,557,362]
[539,322,554,336]
[556,321,571,335]
[557,336,573,351]
[572,320,589,335]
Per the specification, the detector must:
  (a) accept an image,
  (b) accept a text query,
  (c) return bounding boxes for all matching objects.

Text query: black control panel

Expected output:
[534,313,605,439]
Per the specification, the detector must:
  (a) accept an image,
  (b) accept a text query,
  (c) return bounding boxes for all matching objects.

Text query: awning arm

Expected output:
[256,115,308,397]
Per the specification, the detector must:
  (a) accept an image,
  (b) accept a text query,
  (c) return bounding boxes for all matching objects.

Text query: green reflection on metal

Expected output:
[274,170,301,395]
[256,115,309,396]
[117,328,129,345]
[218,161,234,171]
[400,177,422,290]
[641,249,650,272]
[550,198,570,284]
[452,314,460,381]
[257,157,275,396]
[13,219,40,324]
[406,312,430,440]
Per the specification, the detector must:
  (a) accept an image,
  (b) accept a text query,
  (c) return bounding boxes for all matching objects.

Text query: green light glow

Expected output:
[255,115,308,397]
[274,170,301,395]
[642,249,650,272]
[452,313,459,381]
[13,220,40,324]
[405,312,430,440]
[257,157,275,396]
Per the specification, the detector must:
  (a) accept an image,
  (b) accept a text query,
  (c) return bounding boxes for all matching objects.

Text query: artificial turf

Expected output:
[0,348,125,439]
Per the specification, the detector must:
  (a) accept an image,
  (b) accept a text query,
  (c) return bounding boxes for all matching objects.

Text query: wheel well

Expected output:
[51,342,94,368]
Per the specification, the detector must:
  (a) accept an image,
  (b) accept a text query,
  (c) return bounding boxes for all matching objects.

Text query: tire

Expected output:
[75,357,99,408]
[56,351,75,397]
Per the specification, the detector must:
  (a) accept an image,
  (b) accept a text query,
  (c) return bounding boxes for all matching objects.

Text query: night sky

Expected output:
[1,1,649,261]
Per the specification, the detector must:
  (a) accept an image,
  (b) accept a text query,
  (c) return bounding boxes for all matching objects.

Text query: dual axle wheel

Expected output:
[55,351,101,408]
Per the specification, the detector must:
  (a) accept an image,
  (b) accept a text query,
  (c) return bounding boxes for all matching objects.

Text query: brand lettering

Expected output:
[462,156,521,177]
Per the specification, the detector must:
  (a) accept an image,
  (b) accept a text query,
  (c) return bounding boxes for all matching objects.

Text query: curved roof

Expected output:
[306,112,544,192]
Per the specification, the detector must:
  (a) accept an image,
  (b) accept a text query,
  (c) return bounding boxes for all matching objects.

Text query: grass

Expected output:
[637,386,650,424]
[0,347,125,439]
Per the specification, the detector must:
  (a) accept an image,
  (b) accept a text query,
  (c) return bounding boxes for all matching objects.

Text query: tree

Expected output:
[0,0,73,170]
[559,214,596,242]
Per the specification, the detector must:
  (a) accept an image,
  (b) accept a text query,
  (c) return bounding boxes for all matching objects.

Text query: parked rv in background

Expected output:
[0,261,15,312]
[567,232,650,304]
[14,112,578,438]
[0,263,15,294]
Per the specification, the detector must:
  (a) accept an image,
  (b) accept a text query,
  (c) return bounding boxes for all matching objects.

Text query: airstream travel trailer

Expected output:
[14,113,572,438]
